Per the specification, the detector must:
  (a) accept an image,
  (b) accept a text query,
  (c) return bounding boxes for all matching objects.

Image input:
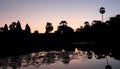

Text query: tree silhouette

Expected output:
[45,22,53,34]
[25,24,31,33]
[106,14,120,33]
[82,21,91,32]
[56,21,73,34]
[84,21,90,28]
[9,22,17,32]
[60,21,67,27]
[76,26,83,32]
[90,20,107,33]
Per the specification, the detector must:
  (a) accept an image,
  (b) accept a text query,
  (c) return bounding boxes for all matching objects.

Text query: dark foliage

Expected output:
[0,14,120,57]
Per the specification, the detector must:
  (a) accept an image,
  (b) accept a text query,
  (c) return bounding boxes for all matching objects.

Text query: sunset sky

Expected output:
[0,0,120,33]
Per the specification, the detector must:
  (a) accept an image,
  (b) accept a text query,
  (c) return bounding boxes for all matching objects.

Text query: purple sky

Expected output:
[0,0,120,33]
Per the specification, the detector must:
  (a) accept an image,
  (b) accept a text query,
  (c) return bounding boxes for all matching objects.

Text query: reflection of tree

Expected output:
[62,57,70,64]
[87,51,93,59]
[44,52,56,64]
[10,57,22,69]
[61,52,70,64]
[0,50,118,69]
[0,51,70,68]
[2,66,7,69]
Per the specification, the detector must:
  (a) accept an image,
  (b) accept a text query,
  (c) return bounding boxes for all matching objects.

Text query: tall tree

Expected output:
[45,22,53,33]
[56,21,73,34]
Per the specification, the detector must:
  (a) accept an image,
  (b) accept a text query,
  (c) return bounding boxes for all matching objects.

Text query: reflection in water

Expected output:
[105,56,112,69]
[0,48,120,69]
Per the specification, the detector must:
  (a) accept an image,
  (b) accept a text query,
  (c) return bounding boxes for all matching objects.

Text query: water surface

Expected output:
[0,48,120,69]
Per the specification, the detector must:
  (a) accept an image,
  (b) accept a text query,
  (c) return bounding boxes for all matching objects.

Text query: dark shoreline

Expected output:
[0,14,120,58]
[0,42,119,58]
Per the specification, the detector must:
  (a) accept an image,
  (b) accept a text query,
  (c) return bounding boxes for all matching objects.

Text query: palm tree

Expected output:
[99,7,105,22]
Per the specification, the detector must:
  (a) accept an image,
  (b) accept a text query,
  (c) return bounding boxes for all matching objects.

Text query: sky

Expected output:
[0,0,120,33]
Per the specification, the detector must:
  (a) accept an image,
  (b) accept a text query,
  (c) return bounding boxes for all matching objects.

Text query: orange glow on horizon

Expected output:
[1,0,120,33]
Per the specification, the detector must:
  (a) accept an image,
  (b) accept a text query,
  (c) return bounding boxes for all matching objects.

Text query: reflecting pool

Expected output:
[0,48,120,69]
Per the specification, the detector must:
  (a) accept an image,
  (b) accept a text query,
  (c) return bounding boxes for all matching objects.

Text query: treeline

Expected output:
[74,14,120,46]
[0,14,120,44]
[0,14,120,57]
[0,20,74,34]
[0,14,120,35]
[76,15,120,35]
[0,14,120,47]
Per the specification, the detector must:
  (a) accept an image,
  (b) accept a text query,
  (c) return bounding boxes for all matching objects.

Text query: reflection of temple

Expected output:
[0,50,117,69]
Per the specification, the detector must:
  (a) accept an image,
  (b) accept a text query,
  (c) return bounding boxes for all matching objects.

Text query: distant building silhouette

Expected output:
[16,21,22,32]
[3,24,8,32]
[25,24,31,33]
[34,30,39,34]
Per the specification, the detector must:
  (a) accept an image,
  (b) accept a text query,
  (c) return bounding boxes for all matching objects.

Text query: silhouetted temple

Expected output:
[0,14,120,58]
